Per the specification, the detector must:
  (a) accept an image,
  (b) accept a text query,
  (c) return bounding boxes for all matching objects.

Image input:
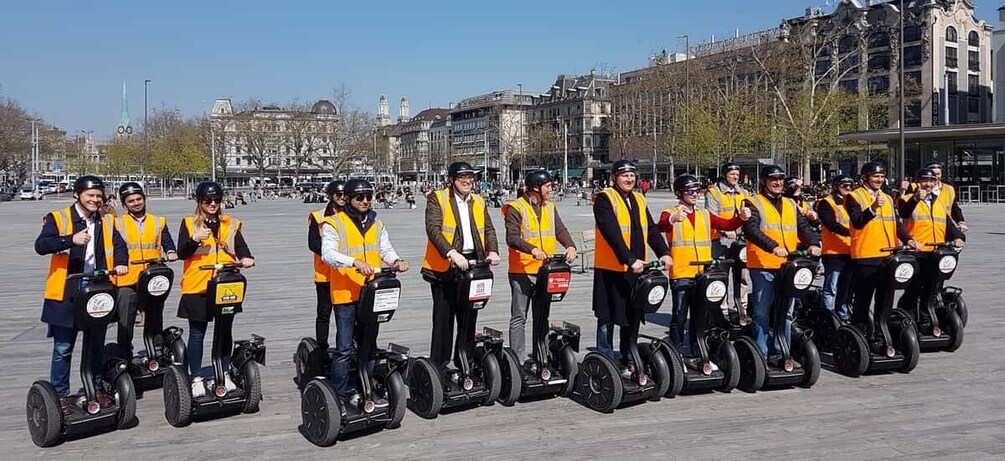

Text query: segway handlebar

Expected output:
[786,250,818,260]
[544,253,571,263]
[925,242,959,250]
[632,260,664,272]
[130,257,169,265]
[881,246,914,254]
[67,269,113,280]
[198,262,244,271]
[689,258,736,267]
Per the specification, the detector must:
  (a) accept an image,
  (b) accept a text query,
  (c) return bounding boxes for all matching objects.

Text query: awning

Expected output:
[838,123,1005,143]
[550,168,585,178]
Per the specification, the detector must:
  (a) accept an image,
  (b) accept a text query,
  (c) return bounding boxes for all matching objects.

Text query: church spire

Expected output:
[116,82,133,137]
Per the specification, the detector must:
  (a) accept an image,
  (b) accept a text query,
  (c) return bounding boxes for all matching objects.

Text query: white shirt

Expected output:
[75,204,96,272]
[454,193,476,252]
[321,218,401,268]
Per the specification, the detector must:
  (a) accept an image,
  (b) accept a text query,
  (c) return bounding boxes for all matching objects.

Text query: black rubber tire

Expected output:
[384,371,407,429]
[941,310,965,352]
[558,346,579,398]
[301,380,341,447]
[659,344,686,398]
[639,343,670,401]
[732,337,763,392]
[170,337,187,367]
[293,338,318,390]
[163,365,192,427]
[806,308,842,353]
[496,348,522,406]
[26,381,63,447]
[114,373,138,429]
[578,354,623,413]
[241,361,262,413]
[481,353,503,406]
[796,338,821,389]
[943,290,968,327]
[833,326,869,377]
[407,358,443,419]
[897,325,920,373]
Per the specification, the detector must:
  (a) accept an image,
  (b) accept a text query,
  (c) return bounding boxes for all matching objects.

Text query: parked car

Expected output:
[20,188,37,200]
[0,190,13,202]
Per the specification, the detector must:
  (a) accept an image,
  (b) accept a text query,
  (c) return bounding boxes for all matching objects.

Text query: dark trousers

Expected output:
[117,286,138,354]
[898,253,933,320]
[851,262,886,337]
[429,277,475,369]
[314,282,334,349]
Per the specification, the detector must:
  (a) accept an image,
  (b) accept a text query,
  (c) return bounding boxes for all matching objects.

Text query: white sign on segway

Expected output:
[938,255,957,274]
[793,268,814,290]
[705,281,727,303]
[647,285,666,306]
[468,279,492,301]
[373,288,400,313]
[894,262,915,283]
[86,293,115,318]
[147,275,171,297]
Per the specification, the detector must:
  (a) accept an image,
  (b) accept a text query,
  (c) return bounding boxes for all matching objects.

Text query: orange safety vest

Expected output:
[902,193,947,252]
[114,213,167,287]
[817,196,851,255]
[595,188,649,271]
[664,206,712,280]
[848,187,897,260]
[180,215,240,295]
[325,213,382,304]
[502,197,558,275]
[422,188,486,273]
[706,184,748,240]
[44,207,117,301]
[309,210,330,283]
[746,194,799,270]
[936,183,956,212]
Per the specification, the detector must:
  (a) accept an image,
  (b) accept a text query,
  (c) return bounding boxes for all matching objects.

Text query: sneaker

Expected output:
[347,393,362,408]
[191,377,206,398]
[95,391,112,409]
[224,375,238,392]
[372,397,389,409]
[619,365,636,380]
[708,361,720,372]
[136,311,145,326]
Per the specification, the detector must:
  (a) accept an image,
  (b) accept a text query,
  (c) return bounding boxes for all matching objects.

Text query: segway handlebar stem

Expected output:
[66,269,113,280]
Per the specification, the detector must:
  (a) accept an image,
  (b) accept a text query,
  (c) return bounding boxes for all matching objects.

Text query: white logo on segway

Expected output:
[894,263,915,283]
[373,288,400,313]
[938,255,957,274]
[647,285,666,305]
[705,281,727,303]
[793,268,814,290]
[738,247,747,264]
[86,293,115,318]
[147,275,170,297]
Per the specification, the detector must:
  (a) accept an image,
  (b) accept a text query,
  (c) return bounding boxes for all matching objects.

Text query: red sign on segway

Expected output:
[546,272,571,294]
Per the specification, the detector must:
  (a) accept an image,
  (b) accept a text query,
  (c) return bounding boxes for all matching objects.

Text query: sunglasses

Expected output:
[352,194,373,202]
[839,184,853,189]
[200,197,223,205]
[684,188,700,196]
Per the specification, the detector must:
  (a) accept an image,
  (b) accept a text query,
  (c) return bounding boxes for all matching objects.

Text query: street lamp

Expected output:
[898,0,906,181]
[144,79,151,179]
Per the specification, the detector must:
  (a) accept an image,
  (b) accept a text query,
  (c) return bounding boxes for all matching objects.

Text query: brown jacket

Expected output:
[423,188,499,276]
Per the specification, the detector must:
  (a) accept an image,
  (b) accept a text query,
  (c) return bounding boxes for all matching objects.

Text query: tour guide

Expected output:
[307,179,345,351]
[592,159,672,378]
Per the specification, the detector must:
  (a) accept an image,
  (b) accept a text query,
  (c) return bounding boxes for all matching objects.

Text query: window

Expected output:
[904,45,922,67]
[840,79,859,93]
[945,47,958,68]
[946,26,958,42]
[817,45,831,57]
[905,100,922,127]
[968,31,980,47]
[869,104,889,128]
[838,35,858,53]
[968,96,980,114]
[868,75,890,93]
[815,60,832,76]
[968,74,979,94]
[839,54,860,74]
[868,53,891,70]
[235,157,241,166]
[947,71,958,93]
[905,25,922,42]
[905,71,922,95]
[968,50,980,71]
[869,32,890,48]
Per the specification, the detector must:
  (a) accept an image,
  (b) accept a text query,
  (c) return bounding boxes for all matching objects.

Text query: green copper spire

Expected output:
[117,82,133,136]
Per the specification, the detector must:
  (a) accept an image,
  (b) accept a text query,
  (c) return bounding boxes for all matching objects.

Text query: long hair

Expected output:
[192,200,224,229]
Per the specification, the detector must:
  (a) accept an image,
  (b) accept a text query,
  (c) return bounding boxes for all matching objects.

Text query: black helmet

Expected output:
[73,175,105,194]
[447,161,478,177]
[859,162,886,177]
[525,170,553,190]
[344,178,375,197]
[784,175,800,190]
[324,180,346,196]
[915,168,938,181]
[924,161,944,170]
[119,181,144,199]
[195,181,224,199]
[759,165,786,180]
[672,174,701,192]
[721,162,741,174]
[830,174,854,187]
[611,159,637,175]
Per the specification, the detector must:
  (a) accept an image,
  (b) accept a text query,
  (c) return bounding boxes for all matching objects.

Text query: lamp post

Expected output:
[29,118,38,192]
[898,0,906,181]
[144,79,151,178]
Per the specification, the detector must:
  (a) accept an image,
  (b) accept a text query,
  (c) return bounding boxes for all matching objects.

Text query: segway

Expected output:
[103,258,186,392]
[907,243,964,352]
[723,235,752,334]
[831,247,920,377]
[642,259,742,397]
[295,268,409,447]
[408,260,521,418]
[578,261,673,413]
[27,270,138,447]
[735,252,821,391]
[498,255,581,403]
[162,262,267,427]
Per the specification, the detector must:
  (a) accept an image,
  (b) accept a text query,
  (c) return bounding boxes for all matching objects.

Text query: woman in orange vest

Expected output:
[308,180,345,351]
[783,175,820,227]
[815,174,854,320]
[658,174,747,354]
[175,181,255,377]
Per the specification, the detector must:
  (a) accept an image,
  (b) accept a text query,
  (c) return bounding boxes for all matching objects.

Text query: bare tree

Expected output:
[329,84,376,176]
[0,97,32,184]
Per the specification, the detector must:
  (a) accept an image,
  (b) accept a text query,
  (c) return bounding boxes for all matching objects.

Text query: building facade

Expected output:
[449,90,536,181]
[398,108,450,182]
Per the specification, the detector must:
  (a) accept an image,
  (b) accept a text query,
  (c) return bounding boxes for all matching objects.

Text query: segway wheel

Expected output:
[301,380,341,447]
[26,381,63,447]
[293,337,319,390]
[241,361,262,413]
[730,338,759,392]
[941,310,965,352]
[170,337,187,367]
[657,343,685,398]
[577,354,623,413]
[795,338,821,389]
[384,371,407,429]
[407,358,443,419]
[639,343,670,401]
[114,373,138,429]
[496,348,521,406]
[481,353,503,406]
[897,325,920,373]
[833,326,869,377]
[805,308,842,353]
[943,290,967,327]
[162,365,192,427]
[558,346,579,398]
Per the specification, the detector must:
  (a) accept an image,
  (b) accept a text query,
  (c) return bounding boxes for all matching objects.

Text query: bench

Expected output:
[574,230,595,274]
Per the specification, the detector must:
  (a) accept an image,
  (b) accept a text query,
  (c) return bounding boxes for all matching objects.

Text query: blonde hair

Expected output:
[192,200,224,229]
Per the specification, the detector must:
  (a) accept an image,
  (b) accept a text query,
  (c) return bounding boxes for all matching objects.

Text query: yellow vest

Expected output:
[309,210,330,283]
[503,197,558,274]
[114,213,167,287]
[848,187,897,259]
[422,188,486,272]
[817,196,851,255]
[180,215,239,295]
[325,213,382,304]
[44,207,117,301]
[706,185,748,240]
[595,188,649,271]
[902,194,948,252]
[746,194,799,270]
[664,207,712,280]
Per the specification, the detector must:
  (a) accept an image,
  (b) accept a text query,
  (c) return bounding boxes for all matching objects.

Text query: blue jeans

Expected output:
[49,325,106,397]
[330,304,356,398]
[820,256,853,321]
[596,320,614,359]
[669,278,694,355]
[187,320,208,376]
[750,269,793,357]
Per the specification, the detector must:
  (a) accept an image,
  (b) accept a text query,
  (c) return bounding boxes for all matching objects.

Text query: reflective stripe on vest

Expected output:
[422,188,486,272]
[180,215,239,295]
[903,194,948,251]
[746,194,798,270]
[818,196,851,255]
[503,197,558,274]
[326,213,382,304]
[707,185,747,240]
[848,187,896,260]
[665,207,712,280]
[115,214,165,287]
[595,188,649,271]
[309,210,329,283]
[44,207,116,301]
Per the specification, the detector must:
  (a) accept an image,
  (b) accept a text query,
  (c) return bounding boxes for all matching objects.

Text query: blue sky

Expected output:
[2,0,1001,140]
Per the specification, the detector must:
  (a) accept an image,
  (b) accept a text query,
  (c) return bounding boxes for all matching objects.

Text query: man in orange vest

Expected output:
[705,162,748,259]
[503,170,577,365]
[113,182,177,356]
[592,160,672,375]
[421,161,501,369]
[845,162,920,338]
[901,162,968,233]
[896,168,965,315]
[815,174,854,320]
[742,165,821,359]
[308,180,345,350]
[321,179,408,405]
[34,176,128,410]
[659,174,748,354]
